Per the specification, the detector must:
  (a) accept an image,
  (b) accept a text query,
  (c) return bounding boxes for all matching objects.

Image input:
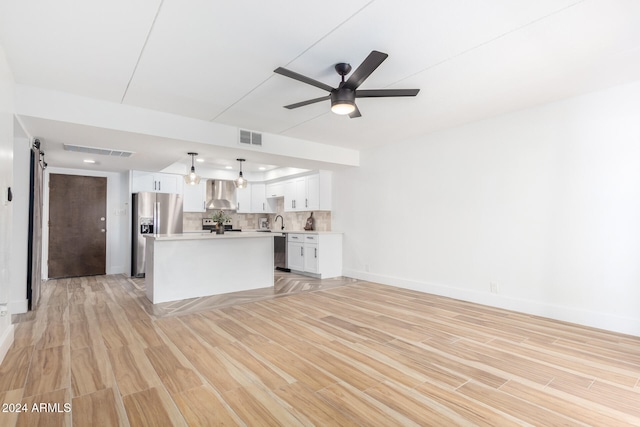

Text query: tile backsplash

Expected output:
[184,197,331,232]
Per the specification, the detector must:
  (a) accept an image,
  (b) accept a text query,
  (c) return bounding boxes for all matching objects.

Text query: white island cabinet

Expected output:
[144,232,274,304]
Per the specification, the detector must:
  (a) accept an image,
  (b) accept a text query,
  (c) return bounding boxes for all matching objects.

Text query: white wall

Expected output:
[0,44,15,361]
[42,167,130,279]
[333,80,640,336]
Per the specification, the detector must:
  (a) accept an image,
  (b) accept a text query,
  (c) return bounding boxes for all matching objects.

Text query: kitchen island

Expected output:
[144,232,274,304]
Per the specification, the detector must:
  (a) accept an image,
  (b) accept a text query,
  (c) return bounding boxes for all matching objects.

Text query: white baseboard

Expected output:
[344,269,640,338]
[9,299,28,314]
[0,322,15,365]
[107,265,127,275]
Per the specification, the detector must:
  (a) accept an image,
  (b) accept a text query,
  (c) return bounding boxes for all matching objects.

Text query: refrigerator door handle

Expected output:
[154,202,160,235]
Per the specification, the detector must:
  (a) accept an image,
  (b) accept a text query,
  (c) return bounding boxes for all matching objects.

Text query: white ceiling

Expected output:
[1,0,640,174]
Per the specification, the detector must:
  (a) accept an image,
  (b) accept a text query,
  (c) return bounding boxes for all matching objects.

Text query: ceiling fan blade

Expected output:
[343,50,388,91]
[274,67,334,92]
[283,95,331,109]
[356,88,420,98]
[348,105,362,118]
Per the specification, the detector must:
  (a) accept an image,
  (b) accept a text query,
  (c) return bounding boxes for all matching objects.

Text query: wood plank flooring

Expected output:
[2,272,640,426]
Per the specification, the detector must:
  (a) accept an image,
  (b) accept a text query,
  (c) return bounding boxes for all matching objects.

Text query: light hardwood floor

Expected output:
[1,273,640,426]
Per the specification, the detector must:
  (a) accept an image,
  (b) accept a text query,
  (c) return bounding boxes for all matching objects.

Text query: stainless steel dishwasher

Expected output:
[274,234,290,272]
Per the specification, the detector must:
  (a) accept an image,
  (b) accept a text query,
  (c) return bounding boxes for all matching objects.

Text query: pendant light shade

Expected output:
[184,152,201,185]
[234,158,248,189]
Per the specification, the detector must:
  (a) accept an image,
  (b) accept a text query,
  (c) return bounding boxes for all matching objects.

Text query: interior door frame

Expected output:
[43,169,112,280]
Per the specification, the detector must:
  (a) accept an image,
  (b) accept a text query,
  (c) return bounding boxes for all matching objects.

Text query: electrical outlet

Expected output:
[490,282,499,294]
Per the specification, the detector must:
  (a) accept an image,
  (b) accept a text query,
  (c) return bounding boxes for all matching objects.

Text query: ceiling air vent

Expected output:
[239,129,262,147]
[64,144,134,158]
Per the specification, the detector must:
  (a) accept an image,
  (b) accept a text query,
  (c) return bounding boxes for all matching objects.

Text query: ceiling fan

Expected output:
[274,50,420,118]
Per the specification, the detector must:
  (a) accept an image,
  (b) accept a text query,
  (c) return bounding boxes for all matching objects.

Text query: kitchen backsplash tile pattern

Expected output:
[183,198,331,231]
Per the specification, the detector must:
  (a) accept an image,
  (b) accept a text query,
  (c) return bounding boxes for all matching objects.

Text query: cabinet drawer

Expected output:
[287,233,305,242]
[302,234,318,243]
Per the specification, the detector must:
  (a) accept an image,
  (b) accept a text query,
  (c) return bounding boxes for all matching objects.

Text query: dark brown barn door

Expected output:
[48,174,107,278]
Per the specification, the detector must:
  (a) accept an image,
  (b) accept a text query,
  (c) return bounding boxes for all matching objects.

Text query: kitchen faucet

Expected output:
[275,215,284,230]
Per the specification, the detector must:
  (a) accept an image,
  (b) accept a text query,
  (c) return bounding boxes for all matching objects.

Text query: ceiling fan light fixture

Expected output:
[234,158,248,189]
[331,100,356,115]
[275,51,419,118]
[184,152,201,185]
[330,89,356,115]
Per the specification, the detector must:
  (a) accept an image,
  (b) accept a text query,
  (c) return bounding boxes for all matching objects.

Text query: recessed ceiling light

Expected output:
[225,166,233,170]
[258,167,266,171]
[196,158,204,163]
[83,159,96,164]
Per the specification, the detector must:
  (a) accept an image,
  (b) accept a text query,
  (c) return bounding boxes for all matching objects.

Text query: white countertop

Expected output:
[144,232,276,241]
[279,230,343,235]
[244,229,343,234]
[181,229,343,236]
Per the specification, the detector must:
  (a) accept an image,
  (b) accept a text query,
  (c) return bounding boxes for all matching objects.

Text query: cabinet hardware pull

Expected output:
[315,248,317,258]
[301,247,303,256]
[306,198,308,207]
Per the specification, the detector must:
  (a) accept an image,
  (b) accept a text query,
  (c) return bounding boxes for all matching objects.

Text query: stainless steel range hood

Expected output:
[206,180,237,210]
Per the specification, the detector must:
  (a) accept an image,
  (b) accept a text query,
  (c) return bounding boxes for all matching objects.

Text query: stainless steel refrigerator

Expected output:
[131,192,183,277]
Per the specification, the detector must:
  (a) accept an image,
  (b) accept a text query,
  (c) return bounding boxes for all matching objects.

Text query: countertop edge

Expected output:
[180,230,344,235]
[145,232,279,241]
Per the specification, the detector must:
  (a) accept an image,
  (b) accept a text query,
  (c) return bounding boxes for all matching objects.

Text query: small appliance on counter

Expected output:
[202,218,241,232]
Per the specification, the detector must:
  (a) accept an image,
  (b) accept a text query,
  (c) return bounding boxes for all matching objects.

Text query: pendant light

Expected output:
[184,152,201,185]
[234,158,248,189]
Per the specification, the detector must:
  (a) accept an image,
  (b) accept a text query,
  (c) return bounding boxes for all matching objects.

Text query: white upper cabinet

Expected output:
[132,171,182,194]
[236,185,251,213]
[183,181,207,212]
[284,177,306,211]
[250,183,276,213]
[282,171,332,212]
[266,182,284,198]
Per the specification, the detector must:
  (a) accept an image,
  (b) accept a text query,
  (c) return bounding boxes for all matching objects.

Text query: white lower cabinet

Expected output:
[287,233,342,278]
[303,243,318,273]
[288,240,304,272]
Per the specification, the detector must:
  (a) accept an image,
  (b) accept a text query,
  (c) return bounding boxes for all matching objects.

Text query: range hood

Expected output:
[206,180,237,210]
